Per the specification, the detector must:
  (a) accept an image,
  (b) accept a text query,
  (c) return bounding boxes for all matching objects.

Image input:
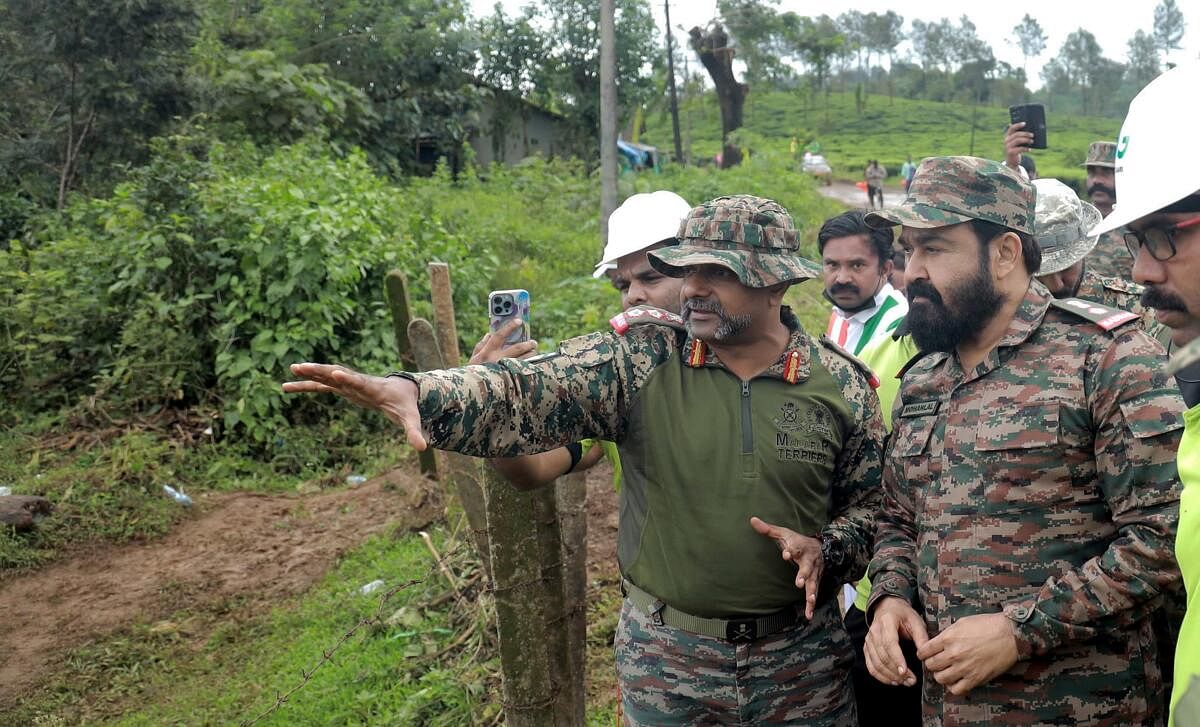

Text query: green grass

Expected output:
[643,89,1121,192]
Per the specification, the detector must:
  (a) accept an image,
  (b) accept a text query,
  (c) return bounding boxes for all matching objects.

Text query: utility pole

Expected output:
[599,0,618,247]
[664,0,684,164]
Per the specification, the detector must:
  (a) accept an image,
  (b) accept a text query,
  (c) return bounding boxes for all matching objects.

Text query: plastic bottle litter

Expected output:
[359,579,385,595]
[0,487,11,497]
[162,484,193,507]
[345,474,368,487]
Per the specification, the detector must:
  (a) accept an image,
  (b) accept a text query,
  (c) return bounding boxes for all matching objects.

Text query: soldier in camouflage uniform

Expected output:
[284,195,886,725]
[861,156,1185,726]
[1032,177,1167,341]
[1082,141,1134,278]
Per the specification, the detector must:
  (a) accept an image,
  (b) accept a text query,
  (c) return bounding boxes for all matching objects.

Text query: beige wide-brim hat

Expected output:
[1033,178,1103,275]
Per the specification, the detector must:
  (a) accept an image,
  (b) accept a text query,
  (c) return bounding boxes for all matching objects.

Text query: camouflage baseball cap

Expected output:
[1082,141,1116,169]
[648,195,821,288]
[865,156,1036,235]
[1032,178,1102,274]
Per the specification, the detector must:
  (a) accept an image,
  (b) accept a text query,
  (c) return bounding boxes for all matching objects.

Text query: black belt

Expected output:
[622,578,802,643]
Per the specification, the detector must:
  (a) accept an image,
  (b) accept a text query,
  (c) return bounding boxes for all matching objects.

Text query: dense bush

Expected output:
[0,136,622,442]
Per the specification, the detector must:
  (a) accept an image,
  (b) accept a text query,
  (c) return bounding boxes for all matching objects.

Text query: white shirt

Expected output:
[825,282,909,356]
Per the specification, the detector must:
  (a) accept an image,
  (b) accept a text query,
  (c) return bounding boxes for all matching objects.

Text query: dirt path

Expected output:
[818,180,905,209]
[0,462,622,710]
[0,469,442,706]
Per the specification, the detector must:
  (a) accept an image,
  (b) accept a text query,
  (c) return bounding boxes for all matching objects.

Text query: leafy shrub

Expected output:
[0,136,622,441]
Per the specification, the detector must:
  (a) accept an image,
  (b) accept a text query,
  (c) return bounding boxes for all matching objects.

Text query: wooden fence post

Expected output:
[486,472,559,726]
[557,471,589,724]
[427,262,461,366]
[384,271,438,477]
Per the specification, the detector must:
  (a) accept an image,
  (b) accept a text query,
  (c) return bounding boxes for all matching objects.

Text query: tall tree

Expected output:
[0,0,196,208]
[718,0,797,88]
[1052,28,1106,114]
[1012,14,1047,83]
[688,22,746,167]
[536,0,659,156]
[476,4,549,162]
[1127,29,1162,88]
[865,11,904,68]
[792,14,843,95]
[258,0,480,173]
[1153,0,1186,58]
[836,10,867,74]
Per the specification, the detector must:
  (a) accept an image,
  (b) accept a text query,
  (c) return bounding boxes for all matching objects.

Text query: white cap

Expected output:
[593,191,692,278]
[1091,61,1200,236]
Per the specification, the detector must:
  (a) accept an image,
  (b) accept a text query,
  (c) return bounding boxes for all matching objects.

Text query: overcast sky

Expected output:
[468,0,1199,91]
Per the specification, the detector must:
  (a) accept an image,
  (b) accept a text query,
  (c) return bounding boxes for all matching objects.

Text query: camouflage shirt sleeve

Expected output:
[407,325,677,458]
[866,414,919,617]
[866,362,931,619]
[815,341,887,584]
[1001,327,1184,658]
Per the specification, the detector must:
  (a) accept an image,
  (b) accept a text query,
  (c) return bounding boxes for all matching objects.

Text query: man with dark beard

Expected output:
[283,195,886,726]
[861,156,1185,726]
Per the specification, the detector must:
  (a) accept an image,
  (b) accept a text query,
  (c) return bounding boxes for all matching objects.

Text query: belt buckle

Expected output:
[726,618,756,643]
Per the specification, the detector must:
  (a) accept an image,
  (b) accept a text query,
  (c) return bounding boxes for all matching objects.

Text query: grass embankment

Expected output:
[643,89,1122,191]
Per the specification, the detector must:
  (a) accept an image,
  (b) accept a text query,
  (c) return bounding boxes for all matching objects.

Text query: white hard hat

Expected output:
[593,191,692,278]
[1091,61,1200,236]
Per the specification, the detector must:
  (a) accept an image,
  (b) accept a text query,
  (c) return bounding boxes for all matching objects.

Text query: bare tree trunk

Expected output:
[599,0,618,245]
[664,0,684,165]
[689,24,747,168]
[557,471,588,724]
[486,472,559,726]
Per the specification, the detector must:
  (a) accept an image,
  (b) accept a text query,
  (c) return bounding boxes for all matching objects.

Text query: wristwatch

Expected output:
[819,534,844,571]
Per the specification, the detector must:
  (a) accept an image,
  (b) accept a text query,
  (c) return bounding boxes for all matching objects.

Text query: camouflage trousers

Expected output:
[614,597,857,726]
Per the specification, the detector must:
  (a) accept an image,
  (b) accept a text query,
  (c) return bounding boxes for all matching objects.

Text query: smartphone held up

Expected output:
[1009,103,1048,149]
[488,289,530,345]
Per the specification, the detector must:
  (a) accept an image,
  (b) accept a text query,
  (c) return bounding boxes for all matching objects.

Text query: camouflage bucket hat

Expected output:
[648,195,821,288]
[865,156,1036,234]
[1032,178,1103,274]
[1082,141,1117,169]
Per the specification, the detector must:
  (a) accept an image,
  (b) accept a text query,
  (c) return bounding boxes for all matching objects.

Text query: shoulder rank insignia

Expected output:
[1049,297,1140,331]
[609,305,685,334]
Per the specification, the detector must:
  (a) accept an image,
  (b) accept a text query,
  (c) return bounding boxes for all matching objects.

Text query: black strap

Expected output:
[565,441,584,472]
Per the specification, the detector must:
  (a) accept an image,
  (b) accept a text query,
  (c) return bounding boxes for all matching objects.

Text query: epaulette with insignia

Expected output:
[1049,297,1140,331]
[609,305,685,334]
[818,335,880,389]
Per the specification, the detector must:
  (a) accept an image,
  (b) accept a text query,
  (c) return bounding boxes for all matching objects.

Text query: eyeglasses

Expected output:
[1124,215,1200,262]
